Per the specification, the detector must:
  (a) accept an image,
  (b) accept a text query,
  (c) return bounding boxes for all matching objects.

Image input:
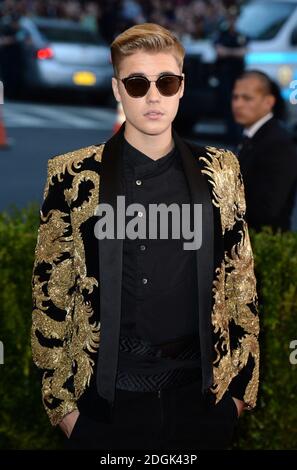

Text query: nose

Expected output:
[232,96,241,109]
[146,81,161,102]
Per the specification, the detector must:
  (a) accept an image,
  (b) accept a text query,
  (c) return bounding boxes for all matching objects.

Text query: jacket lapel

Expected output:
[173,130,214,391]
[96,124,125,404]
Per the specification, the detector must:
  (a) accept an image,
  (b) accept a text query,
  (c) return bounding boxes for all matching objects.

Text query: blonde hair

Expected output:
[110,23,185,76]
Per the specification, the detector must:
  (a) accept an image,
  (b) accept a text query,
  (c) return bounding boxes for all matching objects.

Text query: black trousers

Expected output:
[65,379,238,450]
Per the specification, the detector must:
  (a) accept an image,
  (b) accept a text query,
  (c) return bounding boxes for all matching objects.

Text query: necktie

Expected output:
[237,135,253,176]
[237,135,251,155]
[237,135,252,154]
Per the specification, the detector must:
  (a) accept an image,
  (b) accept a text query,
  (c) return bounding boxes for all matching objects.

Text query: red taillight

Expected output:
[37,47,54,60]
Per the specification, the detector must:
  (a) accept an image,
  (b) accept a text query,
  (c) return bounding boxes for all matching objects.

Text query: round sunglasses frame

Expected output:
[118,74,184,98]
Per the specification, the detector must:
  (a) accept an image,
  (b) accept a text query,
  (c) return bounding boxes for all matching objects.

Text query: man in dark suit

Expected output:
[31,23,259,450]
[232,70,297,231]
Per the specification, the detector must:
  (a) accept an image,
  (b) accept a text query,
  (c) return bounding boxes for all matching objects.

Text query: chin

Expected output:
[139,122,171,136]
[235,119,247,127]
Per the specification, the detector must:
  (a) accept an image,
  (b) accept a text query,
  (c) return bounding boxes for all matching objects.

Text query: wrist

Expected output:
[231,396,245,417]
[59,410,80,438]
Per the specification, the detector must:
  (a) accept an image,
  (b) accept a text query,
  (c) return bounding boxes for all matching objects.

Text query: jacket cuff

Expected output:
[46,400,78,426]
[228,369,257,410]
[227,360,255,408]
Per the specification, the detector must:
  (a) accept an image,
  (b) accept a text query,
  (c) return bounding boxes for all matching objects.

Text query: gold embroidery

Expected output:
[69,294,100,397]
[242,336,260,407]
[212,263,227,337]
[47,258,76,312]
[225,223,259,336]
[211,222,259,406]
[32,277,48,312]
[94,144,104,162]
[43,144,104,198]
[212,354,233,402]
[42,356,75,402]
[196,147,259,407]
[42,393,78,426]
[32,309,69,339]
[31,338,67,369]
[34,209,73,265]
[65,170,100,293]
[200,147,246,234]
[32,145,103,425]
[65,169,101,400]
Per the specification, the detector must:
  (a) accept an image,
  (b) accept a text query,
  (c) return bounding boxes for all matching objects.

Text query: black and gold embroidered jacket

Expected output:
[31,125,260,426]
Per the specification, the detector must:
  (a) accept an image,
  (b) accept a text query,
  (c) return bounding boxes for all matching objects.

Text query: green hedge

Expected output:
[0,206,63,449]
[235,228,297,450]
[0,206,296,449]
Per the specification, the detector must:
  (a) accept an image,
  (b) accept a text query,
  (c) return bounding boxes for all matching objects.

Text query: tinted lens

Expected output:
[157,75,182,96]
[124,76,149,97]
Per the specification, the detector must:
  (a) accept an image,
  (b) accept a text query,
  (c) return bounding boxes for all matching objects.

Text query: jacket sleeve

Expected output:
[223,151,260,408]
[31,159,78,426]
[200,146,260,409]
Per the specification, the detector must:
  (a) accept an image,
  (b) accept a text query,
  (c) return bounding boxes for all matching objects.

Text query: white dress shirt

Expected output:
[243,112,273,138]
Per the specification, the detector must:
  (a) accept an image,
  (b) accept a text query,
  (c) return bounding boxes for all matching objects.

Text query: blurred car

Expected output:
[18,17,113,98]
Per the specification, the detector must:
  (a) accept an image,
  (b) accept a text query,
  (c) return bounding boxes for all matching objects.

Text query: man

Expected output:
[214,7,248,144]
[232,70,297,231]
[0,13,22,98]
[31,23,259,450]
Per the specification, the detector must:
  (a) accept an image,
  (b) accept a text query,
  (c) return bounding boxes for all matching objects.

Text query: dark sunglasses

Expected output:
[119,74,183,98]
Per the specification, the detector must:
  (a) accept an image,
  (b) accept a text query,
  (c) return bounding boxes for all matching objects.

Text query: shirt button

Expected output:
[139,244,146,251]
[136,180,142,186]
[138,211,143,217]
[142,278,148,285]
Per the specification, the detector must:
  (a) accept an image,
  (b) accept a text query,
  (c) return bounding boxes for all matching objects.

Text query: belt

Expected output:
[115,334,201,392]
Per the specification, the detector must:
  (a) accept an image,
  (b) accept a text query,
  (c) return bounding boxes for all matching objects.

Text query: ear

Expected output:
[265,94,276,112]
[112,77,121,103]
[179,73,185,99]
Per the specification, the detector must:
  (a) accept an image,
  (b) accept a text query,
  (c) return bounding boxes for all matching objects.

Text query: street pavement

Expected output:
[0,101,116,211]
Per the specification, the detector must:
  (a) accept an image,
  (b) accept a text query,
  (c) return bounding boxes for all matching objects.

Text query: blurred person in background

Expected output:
[232,70,297,232]
[0,11,22,98]
[31,22,259,450]
[100,0,123,43]
[121,0,146,26]
[80,2,100,33]
[203,0,225,37]
[0,0,237,44]
[214,5,248,145]
[63,0,82,22]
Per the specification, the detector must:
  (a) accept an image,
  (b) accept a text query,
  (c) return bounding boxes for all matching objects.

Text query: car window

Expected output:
[37,25,103,45]
[236,1,296,40]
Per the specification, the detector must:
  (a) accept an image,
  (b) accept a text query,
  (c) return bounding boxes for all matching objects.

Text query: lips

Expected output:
[144,110,164,119]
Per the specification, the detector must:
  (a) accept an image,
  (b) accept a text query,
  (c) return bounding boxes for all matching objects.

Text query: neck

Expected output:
[243,112,273,137]
[124,124,174,160]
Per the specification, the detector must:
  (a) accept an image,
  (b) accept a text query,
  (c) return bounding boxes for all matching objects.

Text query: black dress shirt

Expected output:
[115,136,201,390]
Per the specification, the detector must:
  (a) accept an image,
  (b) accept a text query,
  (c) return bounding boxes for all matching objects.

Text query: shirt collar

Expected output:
[243,112,273,138]
[123,136,177,177]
